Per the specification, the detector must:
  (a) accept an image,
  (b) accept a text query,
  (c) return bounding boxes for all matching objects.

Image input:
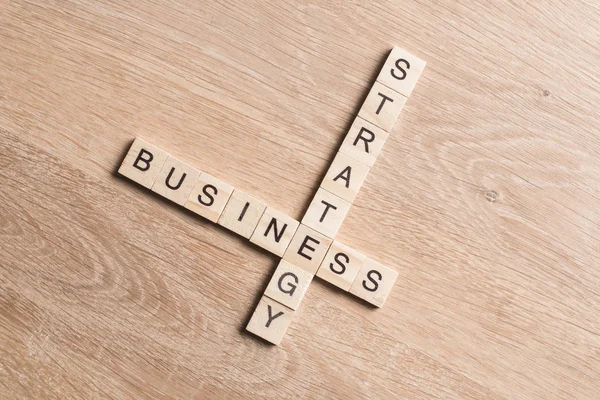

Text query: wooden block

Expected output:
[151,156,201,205]
[320,152,370,203]
[250,207,299,256]
[338,117,389,168]
[376,47,426,98]
[217,189,267,238]
[263,259,313,310]
[246,295,294,345]
[301,188,351,238]
[118,138,170,189]
[357,81,407,132]
[283,224,332,274]
[316,240,366,291]
[349,258,398,307]
[184,173,234,222]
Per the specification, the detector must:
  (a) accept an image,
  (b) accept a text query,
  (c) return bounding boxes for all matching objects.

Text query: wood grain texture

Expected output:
[0,0,598,398]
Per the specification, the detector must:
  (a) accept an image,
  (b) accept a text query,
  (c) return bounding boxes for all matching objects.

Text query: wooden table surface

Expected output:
[1,1,599,398]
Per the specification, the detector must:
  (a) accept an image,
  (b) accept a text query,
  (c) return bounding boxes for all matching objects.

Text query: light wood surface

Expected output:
[1,0,599,398]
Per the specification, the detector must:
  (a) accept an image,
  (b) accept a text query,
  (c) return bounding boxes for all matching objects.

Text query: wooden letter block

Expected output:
[218,189,267,238]
[264,260,313,310]
[246,295,294,345]
[320,152,370,203]
[151,156,201,205]
[316,241,366,291]
[301,188,351,238]
[250,207,299,256]
[358,81,407,132]
[339,117,389,167]
[184,173,234,222]
[349,258,398,307]
[376,47,426,98]
[118,138,169,189]
[283,224,332,274]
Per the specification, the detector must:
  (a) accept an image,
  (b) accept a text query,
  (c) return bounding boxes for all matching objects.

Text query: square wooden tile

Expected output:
[283,224,332,274]
[263,259,313,310]
[376,47,426,98]
[184,173,234,223]
[349,258,398,307]
[250,207,299,256]
[320,152,370,203]
[358,81,407,132]
[151,156,201,205]
[218,189,267,238]
[316,240,366,291]
[338,117,389,168]
[301,188,351,238]
[118,138,170,189]
[246,295,295,345]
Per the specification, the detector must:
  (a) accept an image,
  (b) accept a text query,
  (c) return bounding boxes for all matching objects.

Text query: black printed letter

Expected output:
[353,127,375,153]
[277,272,299,296]
[133,149,153,171]
[265,305,284,328]
[165,168,186,190]
[391,58,410,80]
[198,184,217,206]
[362,270,382,292]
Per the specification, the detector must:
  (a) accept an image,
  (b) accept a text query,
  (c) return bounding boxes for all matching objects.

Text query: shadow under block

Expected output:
[184,173,234,223]
[339,117,389,168]
[118,138,170,189]
[246,295,295,345]
[151,156,201,205]
[357,81,407,132]
[301,188,351,239]
[250,207,300,256]
[376,46,426,98]
[320,152,370,203]
[263,260,313,310]
[349,258,399,307]
[316,240,366,291]
[282,224,332,274]
[218,189,267,238]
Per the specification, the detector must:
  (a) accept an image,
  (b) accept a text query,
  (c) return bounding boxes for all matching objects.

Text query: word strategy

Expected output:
[118,47,426,345]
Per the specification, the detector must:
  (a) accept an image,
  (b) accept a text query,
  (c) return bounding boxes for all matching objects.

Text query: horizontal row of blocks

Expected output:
[119,138,398,342]
[118,46,425,344]
[249,46,426,343]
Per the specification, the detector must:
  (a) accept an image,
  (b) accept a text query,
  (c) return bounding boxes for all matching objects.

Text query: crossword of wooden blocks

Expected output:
[218,189,267,239]
[184,173,234,223]
[263,259,313,310]
[320,152,370,203]
[246,295,295,345]
[152,156,201,205]
[250,207,300,256]
[358,81,407,132]
[118,138,170,189]
[283,224,332,274]
[376,47,426,98]
[302,188,351,238]
[349,258,399,307]
[316,240,366,291]
[338,117,389,168]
